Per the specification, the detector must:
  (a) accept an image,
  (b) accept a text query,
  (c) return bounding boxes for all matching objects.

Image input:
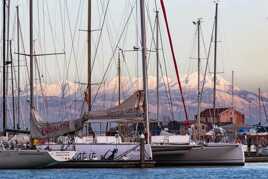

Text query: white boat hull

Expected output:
[0,150,76,169]
[152,143,245,166]
[38,144,152,161]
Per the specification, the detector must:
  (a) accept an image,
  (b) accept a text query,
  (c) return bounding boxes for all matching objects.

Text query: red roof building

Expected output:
[197,107,245,128]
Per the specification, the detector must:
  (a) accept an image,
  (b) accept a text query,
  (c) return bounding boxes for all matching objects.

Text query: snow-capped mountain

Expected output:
[3,73,268,127]
[31,81,81,97]
[182,72,240,91]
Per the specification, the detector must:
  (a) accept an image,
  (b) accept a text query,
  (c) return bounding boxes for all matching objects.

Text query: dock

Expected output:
[54,160,155,168]
[245,152,268,162]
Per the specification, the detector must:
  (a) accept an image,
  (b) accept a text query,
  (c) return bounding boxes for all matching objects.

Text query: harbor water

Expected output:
[2,163,268,179]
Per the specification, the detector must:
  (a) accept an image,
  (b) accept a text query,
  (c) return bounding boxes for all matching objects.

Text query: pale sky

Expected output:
[161,0,268,92]
[2,0,268,93]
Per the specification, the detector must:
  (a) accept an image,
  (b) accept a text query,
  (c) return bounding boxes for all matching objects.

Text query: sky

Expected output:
[160,0,268,92]
[2,0,268,93]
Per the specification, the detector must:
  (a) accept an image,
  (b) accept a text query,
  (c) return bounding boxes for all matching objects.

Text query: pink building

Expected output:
[198,107,245,128]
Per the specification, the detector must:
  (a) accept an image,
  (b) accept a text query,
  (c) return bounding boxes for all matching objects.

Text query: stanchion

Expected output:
[140,134,145,168]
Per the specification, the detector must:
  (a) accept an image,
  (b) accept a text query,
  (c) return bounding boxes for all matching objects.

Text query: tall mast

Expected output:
[213,2,218,124]
[2,0,6,135]
[6,1,10,101]
[140,0,150,143]
[195,19,201,140]
[160,0,189,121]
[118,50,121,105]
[87,0,92,112]
[29,0,34,124]
[10,41,15,129]
[6,1,10,92]
[16,5,20,129]
[135,0,139,89]
[156,10,160,122]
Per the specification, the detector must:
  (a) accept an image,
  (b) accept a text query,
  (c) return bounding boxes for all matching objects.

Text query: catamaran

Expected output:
[150,0,244,166]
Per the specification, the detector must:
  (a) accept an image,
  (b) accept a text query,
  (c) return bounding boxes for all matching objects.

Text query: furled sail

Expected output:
[31,90,145,139]
[30,109,86,139]
[82,90,145,122]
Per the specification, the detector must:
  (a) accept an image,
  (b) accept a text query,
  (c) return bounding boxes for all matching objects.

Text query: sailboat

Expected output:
[0,147,76,169]
[32,0,153,168]
[0,0,76,169]
[151,1,245,166]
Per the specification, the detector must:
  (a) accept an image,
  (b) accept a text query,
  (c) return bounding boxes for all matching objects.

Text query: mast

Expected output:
[6,0,10,94]
[16,5,20,129]
[140,0,150,143]
[135,0,139,89]
[195,19,201,140]
[2,0,6,135]
[156,10,160,122]
[6,1,10,102]
[258,88,261,125]
[10,41,15,129]
[160,0,189,121]
[232,70,236,140]
[118,49,121,105]
[232,71,234,120]
[30,0,34,125]
[213,2,218,124]
[87,0,92,112]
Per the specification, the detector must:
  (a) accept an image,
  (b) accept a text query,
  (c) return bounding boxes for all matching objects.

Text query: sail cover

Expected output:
[31,90,145,139]
[31,110,85,139]
[82,90,145,121]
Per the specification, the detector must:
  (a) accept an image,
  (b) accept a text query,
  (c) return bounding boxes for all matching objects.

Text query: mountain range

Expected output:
[12,72,266,126]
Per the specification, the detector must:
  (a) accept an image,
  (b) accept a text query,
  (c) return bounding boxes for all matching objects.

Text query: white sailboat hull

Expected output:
[0,150,76,169]
[38,143,152,161]
[152,143,245,166]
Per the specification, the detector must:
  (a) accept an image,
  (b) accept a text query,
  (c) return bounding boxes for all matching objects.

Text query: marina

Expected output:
[0,0,267,175]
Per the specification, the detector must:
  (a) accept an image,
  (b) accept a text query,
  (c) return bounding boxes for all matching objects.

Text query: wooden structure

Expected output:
[197,108,245,128]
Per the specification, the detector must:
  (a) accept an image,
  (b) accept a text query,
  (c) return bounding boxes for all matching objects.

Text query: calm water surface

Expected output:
[1,163,268,179]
